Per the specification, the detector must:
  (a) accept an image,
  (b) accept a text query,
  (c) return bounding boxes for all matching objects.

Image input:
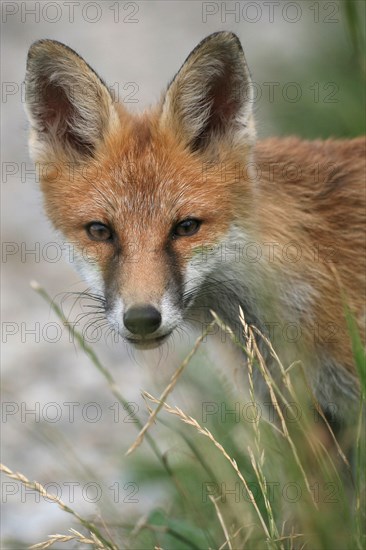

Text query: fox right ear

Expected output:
[25,40,119,162]
[160,32,256,154]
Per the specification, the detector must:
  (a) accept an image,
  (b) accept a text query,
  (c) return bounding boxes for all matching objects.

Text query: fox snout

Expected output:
[107,289,183,348]
[111,300,176,349]
[123,305,162,336]
[122,305,172,348]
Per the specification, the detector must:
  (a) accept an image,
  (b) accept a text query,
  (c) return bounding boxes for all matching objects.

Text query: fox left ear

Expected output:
[25,39,120,162]
[160,32,255,153]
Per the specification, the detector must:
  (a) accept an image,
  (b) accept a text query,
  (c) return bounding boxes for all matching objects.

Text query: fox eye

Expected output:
[86,222,113,242]
[173,218,201,237]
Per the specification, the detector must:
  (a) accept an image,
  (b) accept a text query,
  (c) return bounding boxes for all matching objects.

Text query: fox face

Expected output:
[25,33,256,348]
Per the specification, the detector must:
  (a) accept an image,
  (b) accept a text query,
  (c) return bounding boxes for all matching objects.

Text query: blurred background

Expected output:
[1,0,365,547]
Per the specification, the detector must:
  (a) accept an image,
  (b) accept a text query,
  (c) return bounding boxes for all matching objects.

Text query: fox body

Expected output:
[25,33,365,419]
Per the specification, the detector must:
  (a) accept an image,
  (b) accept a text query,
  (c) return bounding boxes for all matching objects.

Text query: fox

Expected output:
[24,32,365,422]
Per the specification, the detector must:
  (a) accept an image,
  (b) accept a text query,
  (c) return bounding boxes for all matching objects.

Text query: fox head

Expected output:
[25,32,256,348]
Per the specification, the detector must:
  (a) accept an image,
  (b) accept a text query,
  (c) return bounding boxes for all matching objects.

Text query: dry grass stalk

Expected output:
[126,323,215,456]
[0,464,116,550]
[142,391,271,539]
[208,495,233,550]
[29,528,107,549]
[211,307,320,509]
[249,322,352,485]
[237,311,320,508]
[241,306,282,545]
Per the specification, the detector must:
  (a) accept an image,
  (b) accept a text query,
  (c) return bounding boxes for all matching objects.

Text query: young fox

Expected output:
[25,32,365,419]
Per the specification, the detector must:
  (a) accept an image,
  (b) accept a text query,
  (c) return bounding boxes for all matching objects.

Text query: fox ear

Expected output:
[160,32,255,153]
[25,40,119,161]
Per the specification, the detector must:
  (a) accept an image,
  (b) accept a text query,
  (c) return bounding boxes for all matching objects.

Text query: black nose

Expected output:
[123,305,162,336]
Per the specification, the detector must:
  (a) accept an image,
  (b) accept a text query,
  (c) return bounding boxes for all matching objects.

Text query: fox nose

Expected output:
[123,305,162,336]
